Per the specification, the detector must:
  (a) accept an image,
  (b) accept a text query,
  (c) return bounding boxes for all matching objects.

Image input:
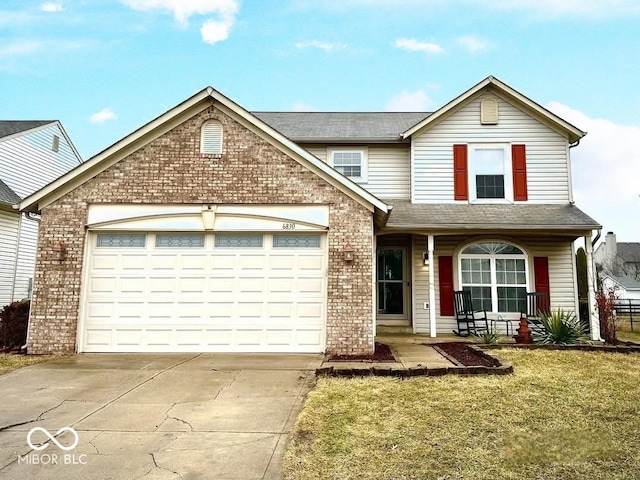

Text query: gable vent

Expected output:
[52,134,60,152]
[201,121,223,154]
[480,99,499,125]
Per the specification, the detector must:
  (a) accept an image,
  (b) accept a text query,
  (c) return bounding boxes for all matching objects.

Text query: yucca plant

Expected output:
[534,308,585,345]
[477,330,498,344]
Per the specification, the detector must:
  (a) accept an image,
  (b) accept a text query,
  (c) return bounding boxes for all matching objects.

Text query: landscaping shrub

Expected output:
[535,308,585,345]
[0,300,30,350]
[477,330,498,344]
[596,287,618,344]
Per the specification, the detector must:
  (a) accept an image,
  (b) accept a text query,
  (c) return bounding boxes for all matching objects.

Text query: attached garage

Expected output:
[21,87,383,356]
[79,205,329,353]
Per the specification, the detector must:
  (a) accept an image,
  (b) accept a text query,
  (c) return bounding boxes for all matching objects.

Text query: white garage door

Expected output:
[81,232,326,353]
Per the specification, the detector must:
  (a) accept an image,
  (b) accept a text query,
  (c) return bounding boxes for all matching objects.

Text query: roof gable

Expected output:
[19,88,389,214]
[401,76,586,143]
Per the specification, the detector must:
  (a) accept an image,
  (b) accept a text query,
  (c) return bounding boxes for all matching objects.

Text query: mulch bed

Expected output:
[435,342,501,367]
[328,342,396,362]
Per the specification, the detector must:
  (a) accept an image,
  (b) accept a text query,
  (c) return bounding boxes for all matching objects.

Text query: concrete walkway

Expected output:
[0,353,323,480]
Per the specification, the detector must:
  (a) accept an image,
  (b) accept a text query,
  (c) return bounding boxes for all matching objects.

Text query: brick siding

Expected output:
[27,105,374,355]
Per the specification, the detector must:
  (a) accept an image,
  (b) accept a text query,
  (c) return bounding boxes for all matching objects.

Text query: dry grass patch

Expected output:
[618,329,640,344]
[284,350,640,480]
[0,354,52,375]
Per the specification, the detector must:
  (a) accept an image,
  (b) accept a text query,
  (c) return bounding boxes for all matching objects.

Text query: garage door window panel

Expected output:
[155,234,205,248]
[215,234,263,248]
[97,234,146,248]
[273,235,321,248]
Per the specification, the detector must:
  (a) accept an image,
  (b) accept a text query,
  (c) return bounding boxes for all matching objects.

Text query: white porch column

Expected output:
[585,234,601,341]
[428,234,436,338]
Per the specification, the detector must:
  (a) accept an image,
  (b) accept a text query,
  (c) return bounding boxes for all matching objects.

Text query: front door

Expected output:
[377,247,409,322]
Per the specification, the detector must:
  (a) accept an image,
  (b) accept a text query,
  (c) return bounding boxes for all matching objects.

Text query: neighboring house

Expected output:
[0,121,82,307]
[19,76,601,355]
[594,232,640,299]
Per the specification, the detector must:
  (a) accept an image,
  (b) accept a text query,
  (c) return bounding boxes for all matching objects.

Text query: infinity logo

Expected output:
[27,427,79,451]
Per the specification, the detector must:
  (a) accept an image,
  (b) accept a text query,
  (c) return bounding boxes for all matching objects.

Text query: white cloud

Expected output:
[201,17,233,44]
[40,2,63,12]
[394,38,443,54]
[476,0,640,17]
[457,35,489,53]
[546,102,640,241]
[386,90,434,112]
[121,0,239,44]
[295,40,346,52]
[90,108,117,123]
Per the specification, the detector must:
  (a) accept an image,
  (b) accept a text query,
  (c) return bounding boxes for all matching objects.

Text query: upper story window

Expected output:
[468,144,513,203]
[459,241,528,314]
[329,147,368,183]
[201,120,223,154]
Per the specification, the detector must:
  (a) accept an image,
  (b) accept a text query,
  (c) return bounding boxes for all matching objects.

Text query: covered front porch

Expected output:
[373,201,602,341]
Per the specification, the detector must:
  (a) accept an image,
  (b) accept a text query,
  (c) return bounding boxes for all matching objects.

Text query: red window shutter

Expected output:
[438,256,455,316]
[453,144,468,201]
[512,144,528,201]
[533,256,551,312]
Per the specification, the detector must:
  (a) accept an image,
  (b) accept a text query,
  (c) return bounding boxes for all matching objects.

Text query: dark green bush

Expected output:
[0,300,30,350]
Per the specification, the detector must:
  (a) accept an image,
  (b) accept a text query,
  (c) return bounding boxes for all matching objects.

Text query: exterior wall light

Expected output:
[344,245,354,262]
[53,242,67,261]
[422,251,430,265]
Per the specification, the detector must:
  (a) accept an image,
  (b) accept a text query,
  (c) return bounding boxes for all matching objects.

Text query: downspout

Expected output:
[22,211,41,352]
[591,229,601,248]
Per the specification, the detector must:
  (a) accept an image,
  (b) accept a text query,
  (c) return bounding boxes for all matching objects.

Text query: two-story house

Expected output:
[0,121,82,307]
[19,77,601,355]
[595,232,640,299]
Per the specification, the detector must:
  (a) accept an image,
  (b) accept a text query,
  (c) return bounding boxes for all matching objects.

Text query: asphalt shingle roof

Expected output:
[0,121,53,139]
[608,273,640,290]
[0,178,21,205]
[383,200,601,231]
[252,112,431,141]
[617,243,640,263]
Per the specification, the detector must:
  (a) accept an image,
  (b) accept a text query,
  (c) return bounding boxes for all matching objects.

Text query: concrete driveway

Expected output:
[0,353,323,480]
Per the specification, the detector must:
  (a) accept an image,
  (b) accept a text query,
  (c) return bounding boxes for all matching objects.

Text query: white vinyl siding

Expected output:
[303,144,410,200]
[0,211,20,306]
[412,93,571,204]
[409,235,578,335]
[12,215,39,301]
[201,121,223,154]
[0,123,81,199]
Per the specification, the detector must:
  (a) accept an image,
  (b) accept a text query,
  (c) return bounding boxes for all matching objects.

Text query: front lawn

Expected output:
[284,350,640,480]
[0,354,51,375]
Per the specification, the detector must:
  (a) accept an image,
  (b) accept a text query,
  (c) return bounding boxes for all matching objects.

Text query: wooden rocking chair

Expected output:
[453,290,489,337]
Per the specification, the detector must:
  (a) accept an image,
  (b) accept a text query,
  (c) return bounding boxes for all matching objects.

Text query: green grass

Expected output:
[0,354,52,375]
[618,329,640,344]
[284,350,640,480]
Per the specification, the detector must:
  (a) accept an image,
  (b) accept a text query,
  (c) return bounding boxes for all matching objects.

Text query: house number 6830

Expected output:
[282,223,296,230]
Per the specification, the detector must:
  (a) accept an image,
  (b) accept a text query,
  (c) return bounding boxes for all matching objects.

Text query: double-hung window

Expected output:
[459,241,528,314]
[329,148,367,183]
[469,144,512,202]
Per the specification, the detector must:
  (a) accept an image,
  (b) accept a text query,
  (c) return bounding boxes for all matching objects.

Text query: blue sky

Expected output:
[2,0,639,241]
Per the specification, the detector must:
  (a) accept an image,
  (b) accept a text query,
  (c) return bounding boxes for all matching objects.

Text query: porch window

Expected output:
[459,241,528,313]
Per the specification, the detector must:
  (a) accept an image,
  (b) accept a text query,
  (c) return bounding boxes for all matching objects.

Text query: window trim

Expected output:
[328,147,368,183]
[468,143,513,204]
[200,120,223,154]
[457,240,529,314]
